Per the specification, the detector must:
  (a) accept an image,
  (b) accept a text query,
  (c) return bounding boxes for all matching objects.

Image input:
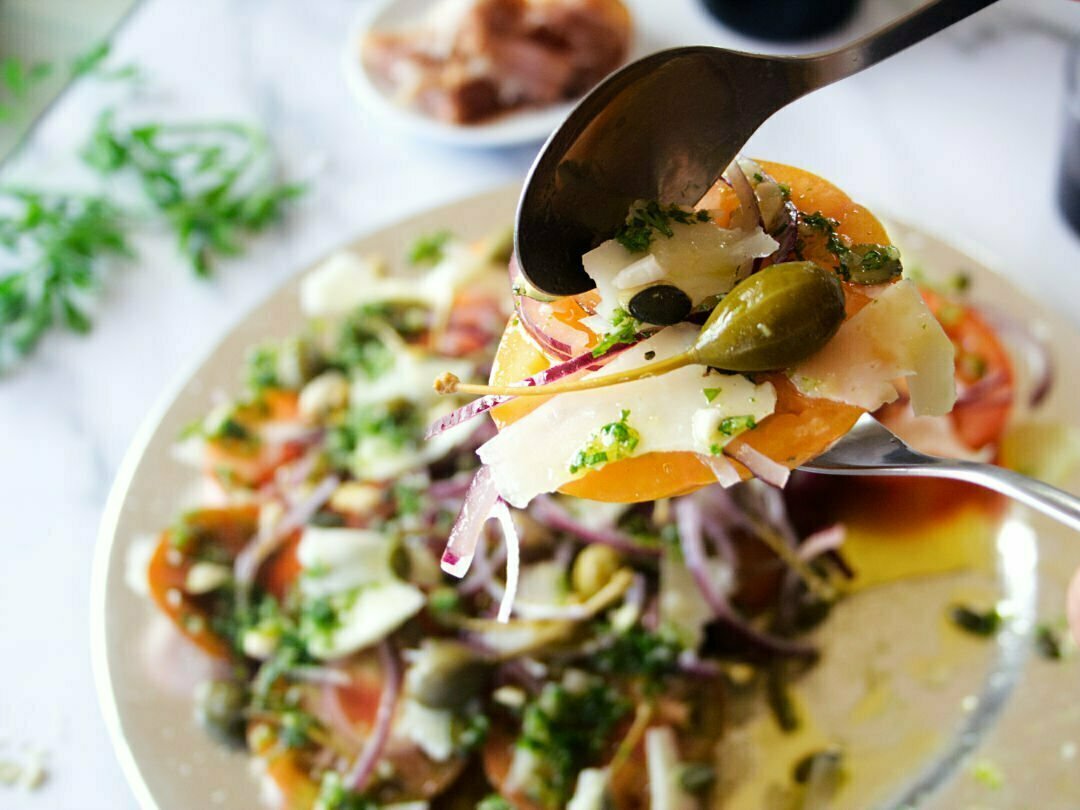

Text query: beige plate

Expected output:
[92,184,1080,809]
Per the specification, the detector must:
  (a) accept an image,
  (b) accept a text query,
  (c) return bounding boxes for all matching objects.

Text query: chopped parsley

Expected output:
[800,211,902,284]
[477,796,513,810]
[718,414,757,437]
[703,387,721,403]
[518,678,630,805]
[614,200,708,253]
[0,58,52,122]
[592,625,682,692]
[408,230,452,266]
[326,400,422,473]
[591,307,641,357]
[315,772,379,810]
[569,409,641,474]
[949,603,1003,637]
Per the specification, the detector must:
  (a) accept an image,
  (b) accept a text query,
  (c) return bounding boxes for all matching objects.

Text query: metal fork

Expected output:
[800,413,1080,532]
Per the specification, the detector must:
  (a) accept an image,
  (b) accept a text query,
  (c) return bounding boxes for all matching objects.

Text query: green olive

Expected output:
[408,640,491,710]
[571,544,622,599]
[693,261,846,371]
[845,243,902,285]
[195,678,248,748]
[628,284,693,325]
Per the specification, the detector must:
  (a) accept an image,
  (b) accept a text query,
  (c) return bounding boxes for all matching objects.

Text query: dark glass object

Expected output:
[702,0,860,42]
[1058,43,1080,237]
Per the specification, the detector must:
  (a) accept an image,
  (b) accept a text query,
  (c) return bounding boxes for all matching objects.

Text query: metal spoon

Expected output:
[800,413,1080,533]
[515,0,999,296]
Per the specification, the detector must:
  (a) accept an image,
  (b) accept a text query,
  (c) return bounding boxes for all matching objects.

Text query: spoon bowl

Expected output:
[515,0,1000,296]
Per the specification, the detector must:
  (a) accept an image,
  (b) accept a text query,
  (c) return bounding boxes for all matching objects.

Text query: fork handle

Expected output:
[807,0,1000,88]
[948,461,1080,534]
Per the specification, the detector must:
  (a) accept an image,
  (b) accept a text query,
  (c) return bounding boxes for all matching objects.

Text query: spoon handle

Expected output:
[948,461,1080,534]
[807,0,1000,88]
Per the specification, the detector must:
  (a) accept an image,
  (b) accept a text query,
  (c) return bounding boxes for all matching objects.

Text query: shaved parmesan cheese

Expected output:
[582,225,777,328]
[477,325,777,507]
[297,526,425,659]
[300,242,499,320]
[790,280,956,416]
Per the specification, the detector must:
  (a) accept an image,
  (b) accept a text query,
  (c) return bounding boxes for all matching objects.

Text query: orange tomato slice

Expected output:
[490,161,885,503]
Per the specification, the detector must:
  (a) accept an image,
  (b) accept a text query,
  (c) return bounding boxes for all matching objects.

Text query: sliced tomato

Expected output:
[146,506,257,659]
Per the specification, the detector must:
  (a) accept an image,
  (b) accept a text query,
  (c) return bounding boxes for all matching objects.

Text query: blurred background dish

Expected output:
[346,0,637,147]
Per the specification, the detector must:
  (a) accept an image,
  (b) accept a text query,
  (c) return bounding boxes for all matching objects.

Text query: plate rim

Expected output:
[90,184,1077,809]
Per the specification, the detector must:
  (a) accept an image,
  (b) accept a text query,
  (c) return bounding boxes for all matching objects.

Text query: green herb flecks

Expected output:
[408,230,452,266]
[800,211,902,284]
[591,308,642,358]
[315,771,379,810]
[615,200,708,253]
[518,678,631,805]
[592,625,682,693]
[569,409,641,475]
[326,400,423,474]
[477,795,513,810]
[949,603,1003,637]
[0,58,52,122]
[718,414,757,437]
[0,190,130,372]
[82,112,304,276]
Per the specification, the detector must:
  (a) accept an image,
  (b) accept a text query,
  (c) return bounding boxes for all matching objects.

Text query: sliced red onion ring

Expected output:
[509,256,589,360]
[797,524,846,562]
[676,497,813,659]
[954,369,1011,409]
[976,305,1054,408]
[345,641,401,792]
[234,474,340,588]
[729,444,790,488]
[321,682,366,748]
[427,472,474,501]
[491,499,520,624]
[529,495,661,557]
[441,466,498,578]
[697,453,742,488]
[424,339,640,440]
[725,160,763,232]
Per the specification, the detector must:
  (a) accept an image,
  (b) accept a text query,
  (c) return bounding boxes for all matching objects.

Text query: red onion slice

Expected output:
[976,304,1054,408]
[424,339,640,440]
[345,641,401,792]
[797,524,846,562]
[729,444,790,488]
[490,499,521,624]
[529,495,661,557]
[441,466,498,577]
[698,453,742,489]
[234,474,340,588]
[676,496,813,659]
[725,160,763,232]
[509,256,590,360]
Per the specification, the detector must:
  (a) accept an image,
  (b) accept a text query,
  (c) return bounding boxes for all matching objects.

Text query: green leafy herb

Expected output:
[949,603,1002,637]
[0,58,52,121]
[518,678,630,804]
[0,190,130,371]
[569,409,640,474]
[70,41,140,81]
[315,771,379,810]
[800,211,902,284]
[702,387,721,403]
[591,307,641,357]
[82,111,304,276]
[592,626,682,691]
[477,795,513,810]
[326,400,422,473]
[408,230,452,266]
[615,200,704,253]
[718,414,757,437]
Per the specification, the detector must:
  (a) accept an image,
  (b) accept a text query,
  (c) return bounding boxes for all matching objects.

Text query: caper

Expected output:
[195,678,248,748]
[439,261,847,399]
[408,640,491,710]
[845,243,902,285]
[571,544,622,599]
[694,261,846,371]
[627,284,693,326]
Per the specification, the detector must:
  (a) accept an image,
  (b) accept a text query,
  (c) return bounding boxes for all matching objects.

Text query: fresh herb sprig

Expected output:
[0,190,130,370]
[615,200,710,253]
[82,112,304,276]
[0,58,53,122]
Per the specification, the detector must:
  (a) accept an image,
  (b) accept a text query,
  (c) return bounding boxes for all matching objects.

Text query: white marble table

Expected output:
[1,0,1077,807]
